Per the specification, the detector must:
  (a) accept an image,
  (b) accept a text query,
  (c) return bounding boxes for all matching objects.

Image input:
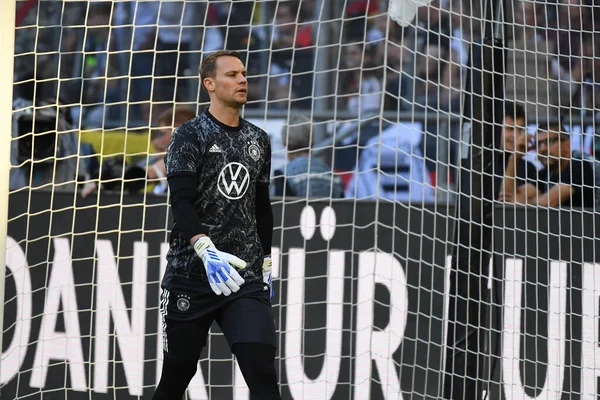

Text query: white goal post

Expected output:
[0,0,17,372]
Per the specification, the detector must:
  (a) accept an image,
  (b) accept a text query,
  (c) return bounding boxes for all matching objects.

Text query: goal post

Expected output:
[443,8,506,400]
[0,0,17,374]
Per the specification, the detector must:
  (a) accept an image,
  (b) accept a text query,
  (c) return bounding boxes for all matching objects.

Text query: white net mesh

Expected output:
[3,0,600,399]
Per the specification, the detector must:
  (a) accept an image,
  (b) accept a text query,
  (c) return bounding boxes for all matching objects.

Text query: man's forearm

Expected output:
[168,173,207,243]
[500,153,520,200]
[147,159,166,180]
[536,184,574,207]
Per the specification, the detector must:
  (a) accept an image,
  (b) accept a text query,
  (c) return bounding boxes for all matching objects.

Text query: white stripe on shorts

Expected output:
[159,288,170,353]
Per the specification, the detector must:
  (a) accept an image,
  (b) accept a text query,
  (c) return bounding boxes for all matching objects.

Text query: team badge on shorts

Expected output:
[247,141,261,161]
[176,294,190,312]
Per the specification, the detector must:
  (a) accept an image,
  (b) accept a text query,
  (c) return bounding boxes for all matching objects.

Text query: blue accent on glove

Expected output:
[263,256,274,300]
[194,237,247,296]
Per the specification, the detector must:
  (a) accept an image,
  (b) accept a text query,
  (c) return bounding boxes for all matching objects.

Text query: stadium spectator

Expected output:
[344,122,435,202]
[221,1,255,51]
[408,38,461,186]
[80,105,197,198]
[414,46,462,115]
[201,3,225,54]
[78,0,123,129]
[334,41,384,171]
[544,1,600,117]
[339,41,383,119]
[383,26,416,112]
[272,1,313,50]
[299,0,318,22]
[567,33,600,115]
[414,0,451,51]
[499,121,595,208]
[153,1,200,106]
[343,0,379,42]
[141,106,198,193]
[504,0,572,120]
[549,0,594,76]
[448,0,482,67]
[268,1,315,110]
[534,122,595,208]
[496,101,542,200]
[413,43,451,109]
[10,98,80,191]
[273,115,344,198]
[113,1,160,125]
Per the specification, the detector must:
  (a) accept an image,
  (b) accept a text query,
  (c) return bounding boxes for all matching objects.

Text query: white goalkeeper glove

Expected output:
[193,236,247,296]
[262,256,274,300]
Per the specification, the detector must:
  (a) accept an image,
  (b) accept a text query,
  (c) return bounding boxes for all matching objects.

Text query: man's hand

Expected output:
[262,256,274,300]
[514,132,532,157]
[81,182,98,199]
[193,237,247,296]
[498,189,515,202]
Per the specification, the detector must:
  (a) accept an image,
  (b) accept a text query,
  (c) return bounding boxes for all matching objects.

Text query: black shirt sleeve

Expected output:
[561,158,595,208]
[582,160,596,208]
[255,182,273,255]
[168,172,206,243]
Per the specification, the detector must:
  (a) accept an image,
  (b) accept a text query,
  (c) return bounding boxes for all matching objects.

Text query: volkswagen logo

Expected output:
[218,162,250,200]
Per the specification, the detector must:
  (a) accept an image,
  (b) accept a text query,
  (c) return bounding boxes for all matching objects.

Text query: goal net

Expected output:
[2,0,599,399]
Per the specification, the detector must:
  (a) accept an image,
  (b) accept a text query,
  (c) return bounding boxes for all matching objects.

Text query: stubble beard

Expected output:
[223,94,247,109]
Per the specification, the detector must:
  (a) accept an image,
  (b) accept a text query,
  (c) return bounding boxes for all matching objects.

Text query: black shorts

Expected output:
[159,278,276,360]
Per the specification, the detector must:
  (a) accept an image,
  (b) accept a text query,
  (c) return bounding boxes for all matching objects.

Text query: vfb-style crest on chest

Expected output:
[247,139,261,162]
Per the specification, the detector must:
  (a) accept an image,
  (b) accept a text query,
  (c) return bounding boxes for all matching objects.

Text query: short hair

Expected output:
[537,121,567,137]
[536,121,571,144]
[503,100,526,122]
[282,115,313,152]
[153,106,197,140]
[199,50,242,86]
[157,106,196,127]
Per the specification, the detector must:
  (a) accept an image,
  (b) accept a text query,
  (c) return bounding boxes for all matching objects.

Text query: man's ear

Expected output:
[203,77,215,93]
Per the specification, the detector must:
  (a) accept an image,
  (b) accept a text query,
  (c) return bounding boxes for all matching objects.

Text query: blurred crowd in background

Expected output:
[9,0,600,206]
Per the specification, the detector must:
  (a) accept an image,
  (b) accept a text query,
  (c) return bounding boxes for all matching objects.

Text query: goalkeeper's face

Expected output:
[211,56,248,107]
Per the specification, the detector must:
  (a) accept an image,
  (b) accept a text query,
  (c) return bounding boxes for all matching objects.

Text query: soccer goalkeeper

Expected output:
[152,50,280,400]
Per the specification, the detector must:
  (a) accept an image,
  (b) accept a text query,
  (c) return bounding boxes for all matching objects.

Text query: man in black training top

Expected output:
[496,100,540,201]
[152,50,280,400]
[500,121,595,208]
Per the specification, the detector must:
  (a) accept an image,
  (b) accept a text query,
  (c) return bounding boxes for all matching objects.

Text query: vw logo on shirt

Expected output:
[218,162,250,200]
